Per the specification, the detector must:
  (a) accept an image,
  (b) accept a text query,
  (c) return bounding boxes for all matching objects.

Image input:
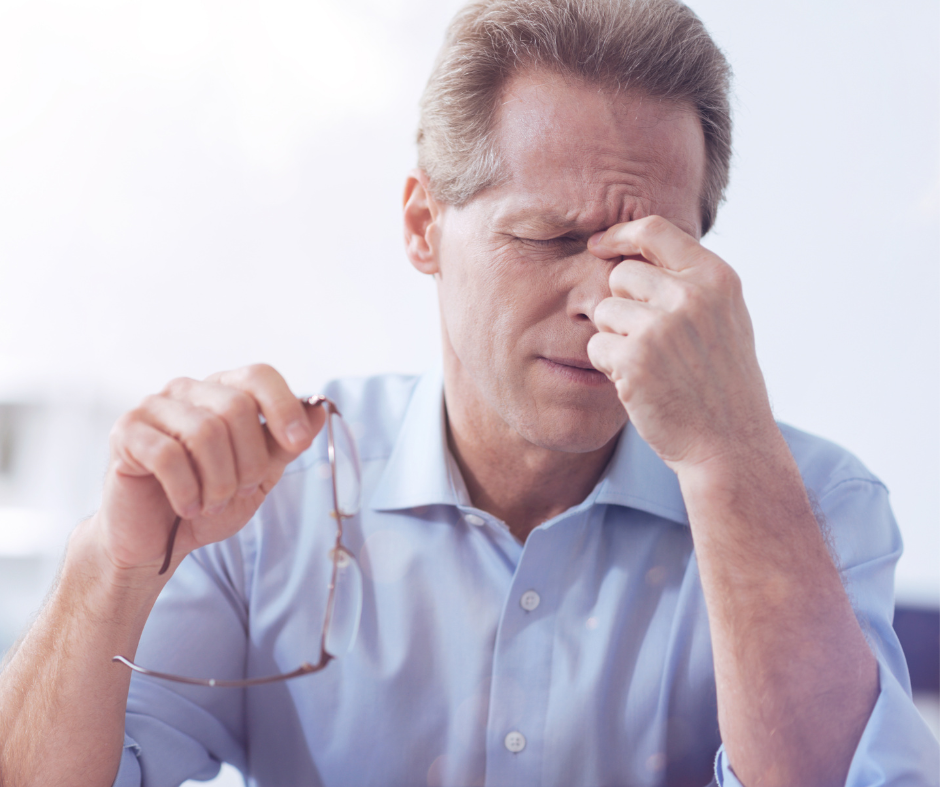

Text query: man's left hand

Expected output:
[588,217,880,787]
[586,215,777,473]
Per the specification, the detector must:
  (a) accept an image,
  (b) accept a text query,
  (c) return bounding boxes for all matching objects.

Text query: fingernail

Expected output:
[286,419,310,446]
[205,501,227,516]
[238,483,259,498]
[589,231,605,247]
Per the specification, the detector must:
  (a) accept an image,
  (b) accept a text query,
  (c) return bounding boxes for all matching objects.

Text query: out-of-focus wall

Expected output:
[0,0,937,661]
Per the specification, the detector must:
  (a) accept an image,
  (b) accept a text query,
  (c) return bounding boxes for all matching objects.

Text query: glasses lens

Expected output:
[324,547,363,658]
[329,412,361,518]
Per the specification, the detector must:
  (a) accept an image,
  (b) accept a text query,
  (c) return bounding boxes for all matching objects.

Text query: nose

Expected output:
[567,252,620,325]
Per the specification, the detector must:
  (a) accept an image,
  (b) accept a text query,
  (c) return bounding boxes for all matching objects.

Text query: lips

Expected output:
[542,356,597,371]
[539,356,610,386]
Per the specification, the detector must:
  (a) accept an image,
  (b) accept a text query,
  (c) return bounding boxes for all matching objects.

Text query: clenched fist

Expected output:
[96,364,325,576]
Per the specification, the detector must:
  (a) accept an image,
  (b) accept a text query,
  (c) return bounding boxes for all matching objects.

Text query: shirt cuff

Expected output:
[112,733,142,787]
[846,659,940,785]
[714,660,940,786]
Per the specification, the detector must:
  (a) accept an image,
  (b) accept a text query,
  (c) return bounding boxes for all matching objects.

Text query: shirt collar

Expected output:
[369,367,688,527]
[594,422,688,526]
[369,366,463,511]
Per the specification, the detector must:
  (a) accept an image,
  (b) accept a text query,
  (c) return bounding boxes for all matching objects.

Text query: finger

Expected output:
[111,419,202,519]
[589,215,703,272]
[586,331,627,379]
[210,365,315,455]
[593,296,656,337]
[136,395,239,514]
[165,379,269,497]
[607,258,679,303]
[264,398,327,468]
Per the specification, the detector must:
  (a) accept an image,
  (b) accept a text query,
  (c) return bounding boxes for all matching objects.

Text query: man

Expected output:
[0,0,937,785]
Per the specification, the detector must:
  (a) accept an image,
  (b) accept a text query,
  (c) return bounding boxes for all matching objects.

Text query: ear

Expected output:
[403,169,443,275]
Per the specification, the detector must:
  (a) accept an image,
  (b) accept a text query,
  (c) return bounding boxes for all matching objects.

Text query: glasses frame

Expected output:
[112,395,360,688]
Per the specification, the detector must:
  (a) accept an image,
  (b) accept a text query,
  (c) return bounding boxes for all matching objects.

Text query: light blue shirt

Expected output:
[114,368,939,786]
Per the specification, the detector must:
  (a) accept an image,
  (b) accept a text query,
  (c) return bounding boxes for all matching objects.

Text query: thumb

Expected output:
[266,398,327,466]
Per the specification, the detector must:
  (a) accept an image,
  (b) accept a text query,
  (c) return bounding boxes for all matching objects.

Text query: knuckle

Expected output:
[587,329,615,354]
[191,412,227,448]
[162,377,195,397]
[715,263,742,296]
[607,268,629,297]
[614,376,633,401]
[605,223,630,246]
[586,333,605,363]
[639,214,667,236]
[138,393,165,415]
[150,436,182,470]
[214,478,239,502]
[593,297,615,325]
[110,411,136,441]
[244,362,278,382]
[222,390,257,423]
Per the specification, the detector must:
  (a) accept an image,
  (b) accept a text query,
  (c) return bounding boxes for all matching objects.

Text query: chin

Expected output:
[510,401,627,454]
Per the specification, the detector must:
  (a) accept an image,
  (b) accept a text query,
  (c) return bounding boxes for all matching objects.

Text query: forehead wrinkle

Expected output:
[502,134,685,229]
[491,179,649,236]
[484,70,705,235]
[497,157,654,223]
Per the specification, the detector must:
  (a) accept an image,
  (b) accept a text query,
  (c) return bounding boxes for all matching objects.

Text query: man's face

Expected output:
[431,70,706,453]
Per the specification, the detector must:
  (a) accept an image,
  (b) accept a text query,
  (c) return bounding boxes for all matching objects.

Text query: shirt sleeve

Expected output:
[113,535,253,786]
[715,476,940,787]
[113,734,141,786]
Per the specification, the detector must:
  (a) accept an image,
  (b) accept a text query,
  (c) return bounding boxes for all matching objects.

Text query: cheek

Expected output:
[439,237,518,319]
[437,230,570,370]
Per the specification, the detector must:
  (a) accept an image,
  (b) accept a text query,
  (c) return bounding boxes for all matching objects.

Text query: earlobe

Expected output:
[403,169,441,275]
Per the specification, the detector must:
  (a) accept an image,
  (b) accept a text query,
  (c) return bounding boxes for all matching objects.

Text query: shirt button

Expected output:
[519,590,540,611]
[504,731,526,753]
[465,513,485,526]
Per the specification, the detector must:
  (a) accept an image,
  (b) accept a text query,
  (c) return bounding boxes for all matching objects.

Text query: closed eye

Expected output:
[516,236,585,253]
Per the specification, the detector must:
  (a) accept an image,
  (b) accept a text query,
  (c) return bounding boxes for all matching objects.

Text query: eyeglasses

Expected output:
[113,396,363,687]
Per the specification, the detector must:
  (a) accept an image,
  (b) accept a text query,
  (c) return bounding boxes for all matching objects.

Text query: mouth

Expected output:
[539,356,610,386]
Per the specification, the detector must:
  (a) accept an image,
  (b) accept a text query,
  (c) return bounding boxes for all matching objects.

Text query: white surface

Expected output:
[0,507,54,556]
[0,1,935,608]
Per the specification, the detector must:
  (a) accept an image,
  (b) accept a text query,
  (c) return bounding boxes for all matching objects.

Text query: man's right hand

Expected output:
[94,363,325,577]
[0,363,322,786]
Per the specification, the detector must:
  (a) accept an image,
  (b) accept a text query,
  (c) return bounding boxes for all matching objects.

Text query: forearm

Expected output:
[679,433,878,787]
[0,518,168,786]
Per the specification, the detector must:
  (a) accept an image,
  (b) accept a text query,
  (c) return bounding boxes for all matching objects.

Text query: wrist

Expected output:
[675,427,834,590]
[64,517,170,618]
[673,418,793,495]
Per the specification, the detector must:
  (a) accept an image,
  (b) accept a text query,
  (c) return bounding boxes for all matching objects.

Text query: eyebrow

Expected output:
[494,202,698,239]
[494,207,596,235]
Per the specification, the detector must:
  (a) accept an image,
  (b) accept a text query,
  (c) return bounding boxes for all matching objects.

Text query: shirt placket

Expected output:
[483,513,583,786]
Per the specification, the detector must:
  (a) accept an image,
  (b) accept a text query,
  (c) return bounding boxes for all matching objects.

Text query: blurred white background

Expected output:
[0,0,937,748]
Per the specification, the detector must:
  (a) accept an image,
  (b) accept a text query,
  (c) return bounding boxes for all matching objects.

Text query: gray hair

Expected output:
[417,0,733,235]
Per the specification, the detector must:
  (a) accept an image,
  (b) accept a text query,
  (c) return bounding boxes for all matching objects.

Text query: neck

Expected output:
[443,364,619,543]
